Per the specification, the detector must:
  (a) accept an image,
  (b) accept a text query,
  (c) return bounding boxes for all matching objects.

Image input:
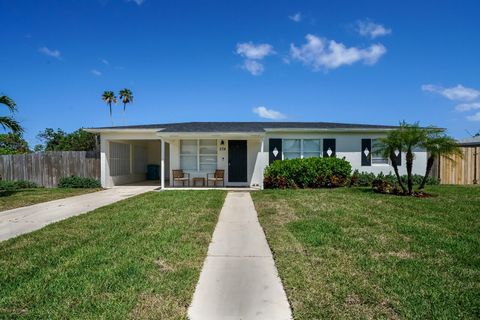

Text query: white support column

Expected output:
[261,138,264,153]
[161,139,165,189]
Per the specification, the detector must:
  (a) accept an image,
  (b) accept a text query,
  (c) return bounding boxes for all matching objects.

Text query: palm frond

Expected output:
[0,116,24,134]
[0,95,18,112]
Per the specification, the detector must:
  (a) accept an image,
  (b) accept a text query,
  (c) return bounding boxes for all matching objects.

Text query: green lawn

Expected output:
[0,190,226,319]
[252,186,480,319]
[0,188,101,211]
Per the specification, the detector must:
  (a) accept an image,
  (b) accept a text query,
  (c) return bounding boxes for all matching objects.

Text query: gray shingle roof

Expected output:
[458,136,480,146]
[88,121,400,132]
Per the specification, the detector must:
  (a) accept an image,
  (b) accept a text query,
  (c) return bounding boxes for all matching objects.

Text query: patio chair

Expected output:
[172,170,190,187]
[207,170,225,187]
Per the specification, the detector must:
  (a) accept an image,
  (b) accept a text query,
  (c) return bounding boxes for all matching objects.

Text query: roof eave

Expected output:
[84,128,164,134]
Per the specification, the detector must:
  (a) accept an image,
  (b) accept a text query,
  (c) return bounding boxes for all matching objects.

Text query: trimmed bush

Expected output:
[58,176,101,188]
[264,157,352,189]
[0,180,38,192]
[349,170,440,187]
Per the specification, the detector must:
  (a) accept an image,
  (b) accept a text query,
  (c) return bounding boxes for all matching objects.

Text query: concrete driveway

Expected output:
[0,184,158,242]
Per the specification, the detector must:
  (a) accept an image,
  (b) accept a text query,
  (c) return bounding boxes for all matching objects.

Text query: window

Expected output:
[283,139,301,159]
[283,139,321,159]
[180,140,198,170]
[371,139,389,165]
[180,139,217,171]
[199,139,217,172]
[303,139,321,158]
[110,142,130,176]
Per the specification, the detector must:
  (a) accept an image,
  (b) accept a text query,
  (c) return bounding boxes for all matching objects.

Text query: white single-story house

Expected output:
[86,122,427,189]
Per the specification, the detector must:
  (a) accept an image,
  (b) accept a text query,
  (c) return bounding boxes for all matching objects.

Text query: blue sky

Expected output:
[1,0,479,146]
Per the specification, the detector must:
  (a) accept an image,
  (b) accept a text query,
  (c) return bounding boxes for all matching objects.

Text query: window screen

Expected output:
[110,142,130,176]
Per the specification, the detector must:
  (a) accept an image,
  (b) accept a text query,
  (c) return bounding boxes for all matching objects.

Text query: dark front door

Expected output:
[228,140,247,183]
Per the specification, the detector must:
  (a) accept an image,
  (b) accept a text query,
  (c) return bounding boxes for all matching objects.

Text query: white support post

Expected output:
[161,139,165,189]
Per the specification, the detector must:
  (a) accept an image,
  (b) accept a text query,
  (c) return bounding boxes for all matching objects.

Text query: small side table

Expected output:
[192,177,205,187]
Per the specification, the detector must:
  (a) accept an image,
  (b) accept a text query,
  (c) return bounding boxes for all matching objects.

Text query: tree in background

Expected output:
[119,88,133,124]
[0,94,23,134]
[37,128,98,151]
[0,133,30,155]
[101,91,117,125]
[419,133,462,190]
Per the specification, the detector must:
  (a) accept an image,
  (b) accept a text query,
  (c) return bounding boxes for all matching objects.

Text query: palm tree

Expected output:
[0,95,23,134]
[419,133,462,190]
[101,91,117,125]
[119,88,133,124]
[376,130,407,194]
[397,122,430,194]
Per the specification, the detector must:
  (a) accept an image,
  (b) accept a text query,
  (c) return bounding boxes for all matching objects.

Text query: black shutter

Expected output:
[269,139,282,164]
[323,139,336,157]
[361,139,371,166]
[395,150,402,166]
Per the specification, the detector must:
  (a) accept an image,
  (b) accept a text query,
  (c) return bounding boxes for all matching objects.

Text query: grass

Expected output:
[0,188,101,211]
[0,190,226,319]
[252,185,480,319]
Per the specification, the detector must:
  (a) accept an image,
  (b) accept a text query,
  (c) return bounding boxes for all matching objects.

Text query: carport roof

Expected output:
[87,121,400,133]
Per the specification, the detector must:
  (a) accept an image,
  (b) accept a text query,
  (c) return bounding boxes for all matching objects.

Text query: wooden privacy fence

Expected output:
[0,151,100,188]
[431,145,479,185]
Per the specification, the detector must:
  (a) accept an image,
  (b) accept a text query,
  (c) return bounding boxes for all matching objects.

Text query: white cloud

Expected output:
[290,34,386,70]
[357,19,391,39]
[243,60,264,76]
[128,0,145,5]
[39,46,61,59]
[289,12,302,22]
[236,42,275,60]
[101,59,109,65]
[236,42,274,76]
[422,84,480,101]
[91,69,102,76]
[466,112,480,121]
[455,102,480,112]
[253,106,286,120]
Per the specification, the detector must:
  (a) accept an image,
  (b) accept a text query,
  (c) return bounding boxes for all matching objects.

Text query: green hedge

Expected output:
[264,157,352,189]
[58,176,102,188]
[0,180,38,192]
[349,170,440,187]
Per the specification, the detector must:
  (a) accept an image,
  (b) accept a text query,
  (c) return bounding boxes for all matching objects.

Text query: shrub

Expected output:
[264,157,352,189]
[58,176,101,188]
[372,178,402,195]
[0,180,38,192]
[349,170,440,187]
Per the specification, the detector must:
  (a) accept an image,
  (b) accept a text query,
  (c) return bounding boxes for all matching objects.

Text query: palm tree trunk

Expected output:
[390,152,407,194]
[419,155,435,190]
[109,103,113,126]
[406,148,414,194]
[123,103,126,125]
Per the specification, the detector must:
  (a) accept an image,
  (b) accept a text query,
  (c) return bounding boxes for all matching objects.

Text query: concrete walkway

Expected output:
[0,184,158,242]
[188,192,292,320]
